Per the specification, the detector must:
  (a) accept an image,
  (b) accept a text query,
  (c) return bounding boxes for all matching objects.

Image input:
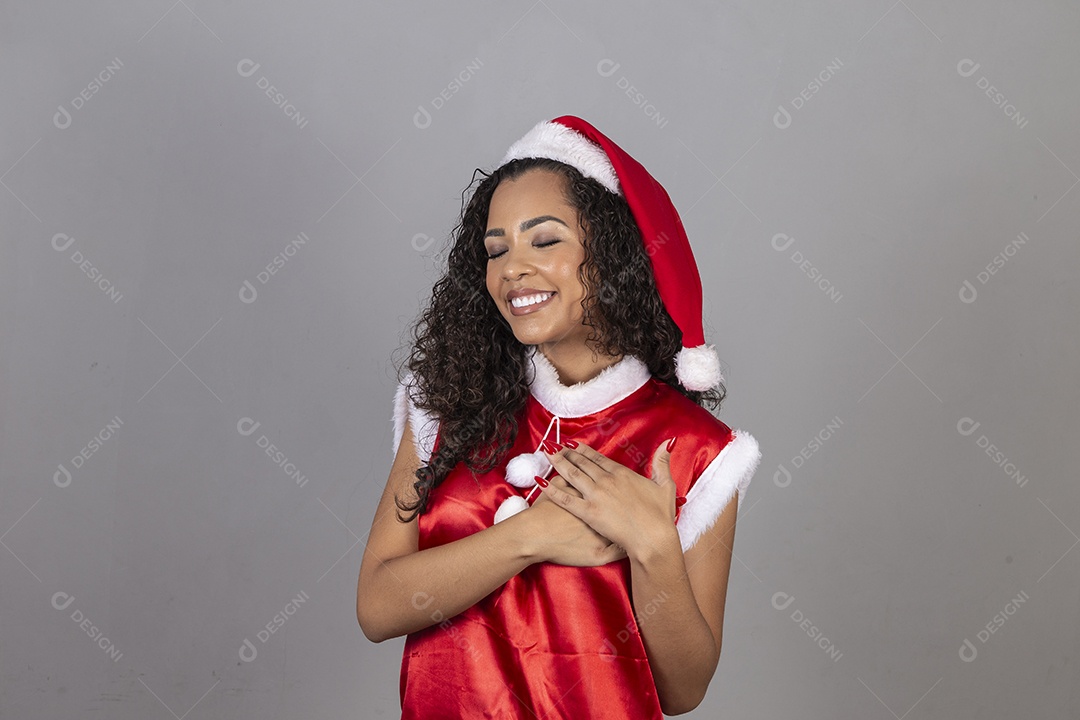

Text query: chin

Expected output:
[503,319,557,345]
[509,328,552,346]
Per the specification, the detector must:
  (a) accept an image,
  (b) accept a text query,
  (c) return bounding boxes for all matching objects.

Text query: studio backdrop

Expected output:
[2,1,1077,717]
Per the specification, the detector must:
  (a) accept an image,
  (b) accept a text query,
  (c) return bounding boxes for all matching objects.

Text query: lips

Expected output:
[506,287,554,301]
[508,290,556,316]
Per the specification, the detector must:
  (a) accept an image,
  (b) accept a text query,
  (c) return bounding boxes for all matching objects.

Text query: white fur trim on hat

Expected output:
[501,120,622,196]
[676,429,761,553]
[392,372,439,464]
[675,344,723,392]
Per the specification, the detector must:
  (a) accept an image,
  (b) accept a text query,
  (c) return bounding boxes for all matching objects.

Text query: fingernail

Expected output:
[563,438,578,448]
[675,496,686,507]
[541,440,560,454]
[534,475,549,488]
[666,436,678,452]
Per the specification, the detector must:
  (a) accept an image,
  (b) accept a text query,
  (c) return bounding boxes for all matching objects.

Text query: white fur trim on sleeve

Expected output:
[391,372,440,465]
[676,429,761,553]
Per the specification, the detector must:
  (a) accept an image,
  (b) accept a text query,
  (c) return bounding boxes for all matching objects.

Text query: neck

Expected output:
[536,340,623,385]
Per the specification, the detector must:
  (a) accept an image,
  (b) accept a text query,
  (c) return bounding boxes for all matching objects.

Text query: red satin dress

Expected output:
[392,347,760,719]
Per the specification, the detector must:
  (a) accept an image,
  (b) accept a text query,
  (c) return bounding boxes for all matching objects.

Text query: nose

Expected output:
[499,243,535,281]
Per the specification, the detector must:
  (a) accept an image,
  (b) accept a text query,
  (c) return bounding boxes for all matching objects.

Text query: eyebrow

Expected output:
[484,215,569,239]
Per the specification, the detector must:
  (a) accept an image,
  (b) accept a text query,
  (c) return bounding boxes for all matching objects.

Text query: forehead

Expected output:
[487,169,572,219]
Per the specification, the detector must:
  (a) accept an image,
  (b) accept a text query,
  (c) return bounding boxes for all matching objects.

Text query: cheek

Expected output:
[485,271,501,307]
[554,257,587,301]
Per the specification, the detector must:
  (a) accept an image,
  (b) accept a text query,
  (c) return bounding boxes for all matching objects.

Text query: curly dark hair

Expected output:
[392,156,727,522]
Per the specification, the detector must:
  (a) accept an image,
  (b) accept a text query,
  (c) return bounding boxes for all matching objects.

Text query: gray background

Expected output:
[2,1,1077,718]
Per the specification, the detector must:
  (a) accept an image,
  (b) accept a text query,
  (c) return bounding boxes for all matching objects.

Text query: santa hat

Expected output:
[498,115,723,392]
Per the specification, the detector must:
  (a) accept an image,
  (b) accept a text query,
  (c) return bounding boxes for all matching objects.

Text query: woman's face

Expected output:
[484,169,592,350]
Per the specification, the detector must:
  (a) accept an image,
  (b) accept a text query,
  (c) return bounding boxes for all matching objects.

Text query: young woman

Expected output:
[357,115,761,718]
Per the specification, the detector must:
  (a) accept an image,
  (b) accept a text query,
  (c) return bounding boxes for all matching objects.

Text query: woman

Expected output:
[357,115,761,718]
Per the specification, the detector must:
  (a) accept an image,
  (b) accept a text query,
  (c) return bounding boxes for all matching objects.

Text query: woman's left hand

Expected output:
[540,438,680,558]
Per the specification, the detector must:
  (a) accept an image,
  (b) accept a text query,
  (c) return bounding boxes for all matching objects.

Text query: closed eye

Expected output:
[486,238,560,260]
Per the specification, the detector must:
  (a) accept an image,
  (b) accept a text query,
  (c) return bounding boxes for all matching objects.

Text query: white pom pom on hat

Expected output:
[499,115,723,392]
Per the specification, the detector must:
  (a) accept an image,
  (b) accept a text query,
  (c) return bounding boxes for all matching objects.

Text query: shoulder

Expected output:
[646,379,737,452]
[650,380,763,553]
[649,380,732,439]
[392,371,441,465]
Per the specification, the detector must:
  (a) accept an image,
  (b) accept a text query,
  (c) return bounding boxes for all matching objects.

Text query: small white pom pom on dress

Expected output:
[494,415,561,523]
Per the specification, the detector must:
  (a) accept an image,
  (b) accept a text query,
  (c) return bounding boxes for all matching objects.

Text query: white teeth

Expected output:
[510,292,553,308]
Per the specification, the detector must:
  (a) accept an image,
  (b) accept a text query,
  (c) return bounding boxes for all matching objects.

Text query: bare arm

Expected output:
[356,417,622,643]
[356,417,534,642]
[534,440,740,714]
[631,495,738,715]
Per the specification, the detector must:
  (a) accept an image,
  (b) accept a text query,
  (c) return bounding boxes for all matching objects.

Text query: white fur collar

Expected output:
[526,345,652,418]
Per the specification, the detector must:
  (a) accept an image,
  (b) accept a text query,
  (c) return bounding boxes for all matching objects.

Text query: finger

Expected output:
[556,441,622,475]
[544,448,599,494]
[649,437,676,489]
[537,477,589,518]
[531,475,569,504]
[547,473,582,498]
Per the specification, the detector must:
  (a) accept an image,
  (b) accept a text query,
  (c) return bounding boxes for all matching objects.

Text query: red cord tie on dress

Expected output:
[494,414,563,523]
[494,416,688,526]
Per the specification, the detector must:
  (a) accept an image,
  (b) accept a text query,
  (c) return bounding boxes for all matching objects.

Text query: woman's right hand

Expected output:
[523,475,627,567]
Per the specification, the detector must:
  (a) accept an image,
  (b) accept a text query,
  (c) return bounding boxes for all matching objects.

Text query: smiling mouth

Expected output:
[509,291,556,316]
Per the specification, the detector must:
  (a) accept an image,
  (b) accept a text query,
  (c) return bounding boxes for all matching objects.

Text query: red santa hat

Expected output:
[498,115,723,392]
